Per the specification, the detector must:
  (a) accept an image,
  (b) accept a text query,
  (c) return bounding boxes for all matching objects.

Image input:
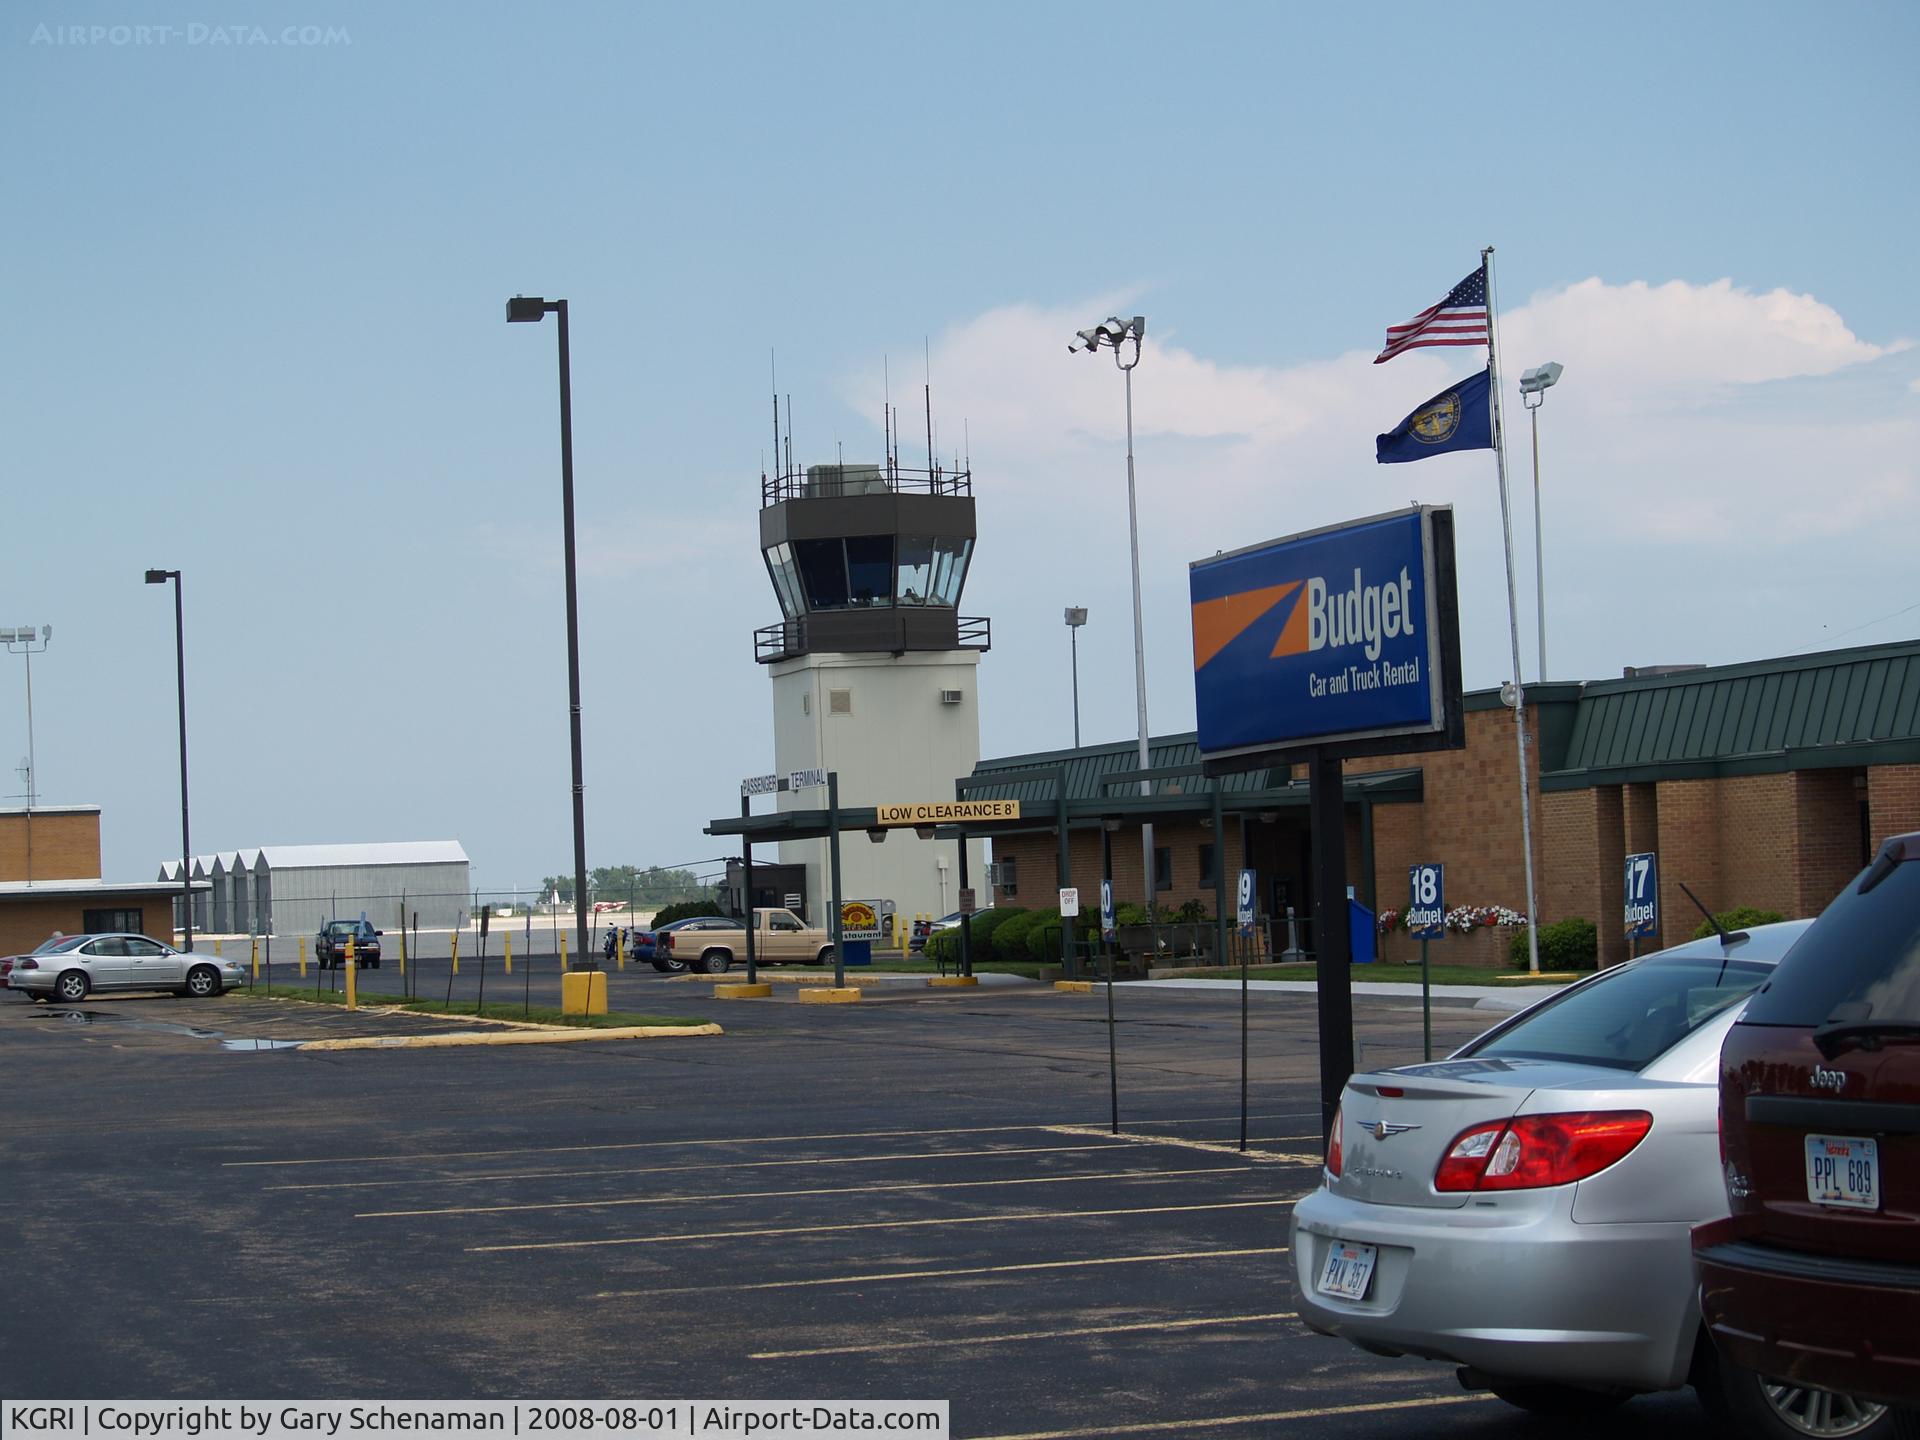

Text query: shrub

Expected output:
[923,931,960,966]
[647,898,722,930]
[1691,907,1787,940]
[992,908,1052,964]
[1174,899,1210,924]
[1507,917,1599,971]
[922,907,1026,968]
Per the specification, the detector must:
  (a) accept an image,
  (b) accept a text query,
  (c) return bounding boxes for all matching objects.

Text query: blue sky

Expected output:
[6,1,1917,890]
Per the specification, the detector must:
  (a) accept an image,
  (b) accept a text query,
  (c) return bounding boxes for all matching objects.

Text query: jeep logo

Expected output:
[1811,1066,1849,1092]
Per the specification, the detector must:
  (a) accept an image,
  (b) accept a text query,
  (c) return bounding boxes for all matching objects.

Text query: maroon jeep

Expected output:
[1695,831,1920,1419]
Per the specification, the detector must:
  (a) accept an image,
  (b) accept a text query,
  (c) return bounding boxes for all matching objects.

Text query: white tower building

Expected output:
[755,460,989,925]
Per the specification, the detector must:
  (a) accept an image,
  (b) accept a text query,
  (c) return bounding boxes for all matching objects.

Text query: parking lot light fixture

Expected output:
[144,569,192,951]
[1070,316,1156,943]
[1518,362,1564,681]
[506,294,592,967]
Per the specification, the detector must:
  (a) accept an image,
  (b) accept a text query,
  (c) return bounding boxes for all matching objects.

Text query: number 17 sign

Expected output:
[1625,852,1658,939]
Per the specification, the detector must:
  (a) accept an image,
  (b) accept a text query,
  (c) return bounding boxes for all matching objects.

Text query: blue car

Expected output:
[644,916,732,974]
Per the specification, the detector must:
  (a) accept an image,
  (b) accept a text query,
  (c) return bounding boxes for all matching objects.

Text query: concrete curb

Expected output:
[713,983,772,999]
[299,1023,723,1051]
[797,987,863,1004]
[1053,980,1094,993]
[927,976,979,987]
[1134,976,1568,1013]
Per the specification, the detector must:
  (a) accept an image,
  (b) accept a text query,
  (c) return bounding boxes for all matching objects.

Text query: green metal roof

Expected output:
[1544,638,1920,788]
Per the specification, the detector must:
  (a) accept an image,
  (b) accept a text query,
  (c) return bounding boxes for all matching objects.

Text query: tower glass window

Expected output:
[897,537,934,605]
[765,543,804,619]
[930,537,972,606]
[795,537,850,610]
[844,536,894,607]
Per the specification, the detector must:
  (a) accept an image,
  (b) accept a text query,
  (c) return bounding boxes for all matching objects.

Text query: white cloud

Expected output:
[831,278,1920,748]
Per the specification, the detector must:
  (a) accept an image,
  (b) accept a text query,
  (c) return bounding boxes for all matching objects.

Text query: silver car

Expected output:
[1292,921,1896,1438]
[9,933,250,1001]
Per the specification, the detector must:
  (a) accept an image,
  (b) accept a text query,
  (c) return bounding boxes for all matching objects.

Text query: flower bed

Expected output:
[1377,903,1528,970]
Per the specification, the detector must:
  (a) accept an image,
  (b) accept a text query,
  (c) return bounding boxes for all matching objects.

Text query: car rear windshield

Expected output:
[1464,954,1775,1071]
[1743,857,1920,1027]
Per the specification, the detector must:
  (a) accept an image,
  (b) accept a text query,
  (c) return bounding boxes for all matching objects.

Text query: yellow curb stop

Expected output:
[714,982,773,999]
[927,975,979,987]
[797,987,863,1004]
[1054,980,1095,993]
[299,1023,722,1051]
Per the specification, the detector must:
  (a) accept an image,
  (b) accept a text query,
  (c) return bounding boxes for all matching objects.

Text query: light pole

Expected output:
[144,571,193,951]
[0,623,50,801]
[506,294,592,968]
[1519,362,1564,682]
[1064,607,1087,747]
[1071,316,1155,927]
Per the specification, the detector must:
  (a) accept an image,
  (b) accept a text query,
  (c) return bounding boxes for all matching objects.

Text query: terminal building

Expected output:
[968,638,1920,967]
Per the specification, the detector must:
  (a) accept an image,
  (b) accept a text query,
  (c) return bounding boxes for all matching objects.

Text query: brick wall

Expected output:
[1795,770,1864,914]
[1868,765,1920,850]
[0,887,180,957]
[1543,787,1628,964]
[0,810,103,884]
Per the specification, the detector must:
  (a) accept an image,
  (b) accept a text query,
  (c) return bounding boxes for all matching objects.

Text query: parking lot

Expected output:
[0,975,1711,1438]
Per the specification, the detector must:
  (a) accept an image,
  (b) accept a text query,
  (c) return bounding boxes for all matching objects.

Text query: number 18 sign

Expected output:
[1407,863,1445,941]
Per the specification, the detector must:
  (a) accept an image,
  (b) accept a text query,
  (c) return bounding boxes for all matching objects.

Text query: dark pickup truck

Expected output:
[315,919,382,969]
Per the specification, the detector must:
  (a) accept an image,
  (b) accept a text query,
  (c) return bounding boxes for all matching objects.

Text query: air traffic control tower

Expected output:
[755,454,990,926]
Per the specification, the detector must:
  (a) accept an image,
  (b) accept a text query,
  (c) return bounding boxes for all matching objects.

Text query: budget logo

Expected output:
[1192,567,1418,670]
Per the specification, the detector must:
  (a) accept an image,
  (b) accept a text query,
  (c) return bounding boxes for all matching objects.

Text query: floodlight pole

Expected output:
[144,572,191,950]
[507,295,592,967]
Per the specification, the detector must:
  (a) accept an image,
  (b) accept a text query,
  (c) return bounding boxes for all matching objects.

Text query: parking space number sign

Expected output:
[1236,869,1256,937]
[1625,852,1658,939]
[1407,864,1445,941]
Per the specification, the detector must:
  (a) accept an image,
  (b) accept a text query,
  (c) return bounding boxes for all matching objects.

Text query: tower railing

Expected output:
[762,463,972,506]
[755,614,991,664]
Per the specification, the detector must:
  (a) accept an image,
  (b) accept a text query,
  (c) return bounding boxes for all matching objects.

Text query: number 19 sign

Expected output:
[1625,852,1659,939]
[1407,863,1445,941]
[1236,870,1256,937]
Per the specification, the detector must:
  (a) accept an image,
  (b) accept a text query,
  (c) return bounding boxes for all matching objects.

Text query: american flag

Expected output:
[1374,267,1489,364]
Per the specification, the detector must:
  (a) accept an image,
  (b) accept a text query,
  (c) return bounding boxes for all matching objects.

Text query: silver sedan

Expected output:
[9,933,250,1001]
[1292,921,1896,1439]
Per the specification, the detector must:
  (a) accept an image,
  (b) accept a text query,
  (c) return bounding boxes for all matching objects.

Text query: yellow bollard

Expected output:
[560,931,568,973]
[399,927,407,978]
[345,937,358,1010]
[617,930,626,971]
[251,936,259,982]
[504,934,512,974]
[451,931,459,975]
[298,937,307,978]
[215,938,222,957]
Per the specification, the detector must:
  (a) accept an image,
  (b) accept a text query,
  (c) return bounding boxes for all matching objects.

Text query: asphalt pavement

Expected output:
[0,975,1707,1439]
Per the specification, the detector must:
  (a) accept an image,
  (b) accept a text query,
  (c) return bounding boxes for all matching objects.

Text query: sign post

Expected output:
[787,769,844,987]
[1190,506,1464,1144]
[1625,851,1659,958]
[1408,863,1446,1061]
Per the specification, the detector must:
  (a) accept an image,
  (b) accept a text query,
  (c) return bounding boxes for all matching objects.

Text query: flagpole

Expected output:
[1482,245,1543,976]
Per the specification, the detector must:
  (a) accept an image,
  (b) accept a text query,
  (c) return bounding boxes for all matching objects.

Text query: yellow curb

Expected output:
[1054,980,1095,993]
[231,994,561,1031]
[797,987,863,1004]
[714,983,773,999]
[666,971,838,985]
[927,975,979,987]
[298,1023,722,1051]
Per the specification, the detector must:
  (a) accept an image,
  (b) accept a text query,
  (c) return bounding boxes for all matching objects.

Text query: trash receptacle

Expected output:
[842,939,873,967]
[1348,900,1376,964]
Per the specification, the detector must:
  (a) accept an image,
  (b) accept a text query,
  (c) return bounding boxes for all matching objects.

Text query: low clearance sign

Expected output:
[1189,507,1450,759]
[875,800,1021,826]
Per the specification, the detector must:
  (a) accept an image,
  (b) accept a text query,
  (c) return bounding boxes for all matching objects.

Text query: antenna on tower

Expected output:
[923,336,934,483]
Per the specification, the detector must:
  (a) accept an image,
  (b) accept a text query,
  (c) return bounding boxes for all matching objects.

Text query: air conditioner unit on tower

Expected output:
[940,689,963,705]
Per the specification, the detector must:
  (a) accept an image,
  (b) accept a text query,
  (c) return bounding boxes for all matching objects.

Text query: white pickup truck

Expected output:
[658,908,833,975]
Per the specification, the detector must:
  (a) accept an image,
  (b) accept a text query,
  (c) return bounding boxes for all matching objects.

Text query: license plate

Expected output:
[1805,1134,1879,1211]
[1316,1239,1377,1300]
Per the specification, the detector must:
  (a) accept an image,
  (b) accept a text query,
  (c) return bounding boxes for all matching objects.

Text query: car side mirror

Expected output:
[374,929,384,936]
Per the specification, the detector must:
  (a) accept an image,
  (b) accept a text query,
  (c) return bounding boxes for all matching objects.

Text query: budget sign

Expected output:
[1407,863,1445,941]
[1625,852,1659,939]
[1189,507,1457,760]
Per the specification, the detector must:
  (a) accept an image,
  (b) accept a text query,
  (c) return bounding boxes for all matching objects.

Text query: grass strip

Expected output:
[239,983,706,1029]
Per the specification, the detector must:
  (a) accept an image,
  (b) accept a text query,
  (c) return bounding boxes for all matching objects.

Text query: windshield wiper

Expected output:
[1813,1019,1920,1060]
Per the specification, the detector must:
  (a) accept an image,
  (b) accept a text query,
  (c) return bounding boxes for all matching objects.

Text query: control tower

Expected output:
[755,450,990,926]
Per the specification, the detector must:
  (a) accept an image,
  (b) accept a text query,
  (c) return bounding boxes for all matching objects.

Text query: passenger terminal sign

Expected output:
[875,800,1020,826]
[1190,506,1456,761]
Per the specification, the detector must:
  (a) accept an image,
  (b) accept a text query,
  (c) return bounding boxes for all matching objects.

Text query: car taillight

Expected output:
[1326,1101,1344,1178]
[662,933,674,951]
[1434,1111,1653,1192]
[17,959,37,970]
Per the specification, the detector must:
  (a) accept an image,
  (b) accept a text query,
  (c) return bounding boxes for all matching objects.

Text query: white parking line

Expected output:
[749,1310,1298,1360]
[588,1245,1291,1299]
[467,1197,1296,1252]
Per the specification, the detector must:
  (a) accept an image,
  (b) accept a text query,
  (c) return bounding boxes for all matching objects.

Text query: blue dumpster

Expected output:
[1348,900,1376,964]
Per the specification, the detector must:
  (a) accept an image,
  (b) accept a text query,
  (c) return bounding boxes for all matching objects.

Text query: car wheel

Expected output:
[697,949,731,976]
[816,946,834,965]
[1488,1384,1628,1418]
[55,970,89,1003]
[184,964,221,998]
[1701,1348,1891,1439]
